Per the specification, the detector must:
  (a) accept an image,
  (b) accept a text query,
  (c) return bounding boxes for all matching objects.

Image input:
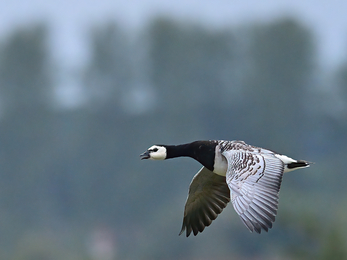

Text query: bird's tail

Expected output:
[287,160,311,171]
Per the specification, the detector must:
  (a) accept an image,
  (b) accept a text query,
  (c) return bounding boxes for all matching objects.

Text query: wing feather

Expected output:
[179,167,230,237]
[223,150,284,233]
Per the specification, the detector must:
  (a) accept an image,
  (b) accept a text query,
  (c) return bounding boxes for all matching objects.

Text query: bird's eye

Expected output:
[152,148,159,152]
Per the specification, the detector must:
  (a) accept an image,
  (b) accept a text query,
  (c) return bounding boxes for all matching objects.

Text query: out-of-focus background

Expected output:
[1,1,347,259]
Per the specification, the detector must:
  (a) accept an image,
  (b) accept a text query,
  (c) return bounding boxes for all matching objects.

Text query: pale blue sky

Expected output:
[1,0,346,69]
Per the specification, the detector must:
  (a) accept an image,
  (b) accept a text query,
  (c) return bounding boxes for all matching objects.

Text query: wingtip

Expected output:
[179,222,187,237]
[178,229,184,236]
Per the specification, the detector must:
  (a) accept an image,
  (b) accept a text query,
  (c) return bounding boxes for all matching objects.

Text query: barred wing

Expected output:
[223,150,284,233]
[179,167,230,237]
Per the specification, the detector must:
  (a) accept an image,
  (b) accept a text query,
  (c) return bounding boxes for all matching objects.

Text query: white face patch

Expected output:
[148,145,167,160]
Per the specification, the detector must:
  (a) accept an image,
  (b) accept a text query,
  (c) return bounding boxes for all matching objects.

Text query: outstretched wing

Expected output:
[223,150,284,233]
[179,167,230,237]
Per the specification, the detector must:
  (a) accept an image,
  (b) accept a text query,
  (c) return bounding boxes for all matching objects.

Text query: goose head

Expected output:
[140,145,167,160]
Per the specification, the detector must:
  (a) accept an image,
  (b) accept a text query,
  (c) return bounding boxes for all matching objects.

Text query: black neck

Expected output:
[164,141,217,171]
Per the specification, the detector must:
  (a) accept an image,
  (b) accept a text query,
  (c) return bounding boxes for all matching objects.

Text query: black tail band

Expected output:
[287,160,309,169]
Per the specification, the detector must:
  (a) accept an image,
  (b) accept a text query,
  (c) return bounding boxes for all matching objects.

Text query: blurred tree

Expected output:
[242,18,314,151]
[148,18,236,140]
[63,22,160,236]
[335,62,347,131]
[0,24,54,250]
[83,22,132,111]
[0,24,52,112]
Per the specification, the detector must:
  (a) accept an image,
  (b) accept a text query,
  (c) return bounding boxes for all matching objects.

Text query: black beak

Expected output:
[140,150,150,160]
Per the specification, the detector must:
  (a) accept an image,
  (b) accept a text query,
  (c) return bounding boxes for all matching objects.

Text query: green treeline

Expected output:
[0,17,346,259]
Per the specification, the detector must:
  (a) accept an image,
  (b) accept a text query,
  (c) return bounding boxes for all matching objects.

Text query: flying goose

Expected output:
[140,140,310,237]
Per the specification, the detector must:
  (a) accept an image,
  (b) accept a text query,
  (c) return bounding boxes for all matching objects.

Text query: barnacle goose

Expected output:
[140,140,310,237]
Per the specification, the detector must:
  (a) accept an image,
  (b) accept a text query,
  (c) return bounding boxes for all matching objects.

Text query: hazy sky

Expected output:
[1,0,347,68]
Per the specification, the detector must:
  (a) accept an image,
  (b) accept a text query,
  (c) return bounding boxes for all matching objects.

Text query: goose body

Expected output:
[140,140,310,236]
